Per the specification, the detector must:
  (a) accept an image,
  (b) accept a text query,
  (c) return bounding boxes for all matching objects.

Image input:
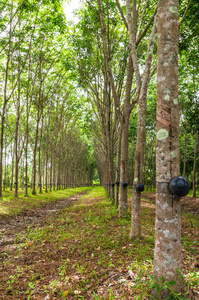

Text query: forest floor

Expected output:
[0,187,199,300]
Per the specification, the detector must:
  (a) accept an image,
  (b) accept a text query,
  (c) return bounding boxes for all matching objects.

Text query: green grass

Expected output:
[187,189,199,197]
[0,186,91,218]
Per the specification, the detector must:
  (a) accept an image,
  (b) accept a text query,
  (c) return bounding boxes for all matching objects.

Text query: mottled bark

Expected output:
[154,0,185,296]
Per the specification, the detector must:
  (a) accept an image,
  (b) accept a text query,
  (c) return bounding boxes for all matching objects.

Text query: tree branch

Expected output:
[115,0,128,29]
[126,0,141,94]
[136,6,157,46]
[179,0,193,28]
[136,0,150,40]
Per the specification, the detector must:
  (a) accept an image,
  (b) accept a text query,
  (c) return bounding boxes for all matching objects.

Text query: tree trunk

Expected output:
[57,160,60,190]
[21,158,24,190]
[154,0,185,296]
[14,74,20,198]
[38,143,42,193]
[130,95,146,237]
[25,45,31,196]
[4,139,7,191]
[25,119,28,196]
[152,155,155,192]
[50,149,53,192]
[38,119,43,194]
[0,2,13,197]
[32,110,40,195]
[182,127,187,177]
[149,140,155,191]
[115,130,121,207]
[119,55,133,217]
[45,153,48,193]
[10,144,14,191]
[53,154,56,191]
[14,114,19,198]
[193,130,199,197]
[128,12,157,236]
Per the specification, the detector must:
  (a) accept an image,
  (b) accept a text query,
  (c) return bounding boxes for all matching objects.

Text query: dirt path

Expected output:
[0,192,87,258]
[141,192,199,214]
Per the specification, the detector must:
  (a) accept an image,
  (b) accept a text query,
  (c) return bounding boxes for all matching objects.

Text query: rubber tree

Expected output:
[97,0,136,214]
[153,0,185,296]
[97,0,123,200]
[0,1,15,197]
[73,1,124,198]
[114,0,160,216]
[125,0,157,237]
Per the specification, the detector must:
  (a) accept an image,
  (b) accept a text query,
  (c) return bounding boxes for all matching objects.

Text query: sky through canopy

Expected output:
[63,0,80,22]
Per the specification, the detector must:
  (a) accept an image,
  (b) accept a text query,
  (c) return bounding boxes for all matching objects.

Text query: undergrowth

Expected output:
[0,187,198,299]
[0,186,91,218]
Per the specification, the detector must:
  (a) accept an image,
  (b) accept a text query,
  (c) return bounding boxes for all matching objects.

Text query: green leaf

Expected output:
[162,285,168,290]
[149,274,155,281]
[155,282,160,293]
[177,268,182,282]
[93,292,99,300]
[168,280,176,286]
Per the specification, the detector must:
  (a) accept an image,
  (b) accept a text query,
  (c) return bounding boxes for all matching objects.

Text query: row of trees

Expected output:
[0,0,94,197]
[1,0,198,297]
[70,0,198,297]
[71,0,198,206]
[1,0,198,200]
